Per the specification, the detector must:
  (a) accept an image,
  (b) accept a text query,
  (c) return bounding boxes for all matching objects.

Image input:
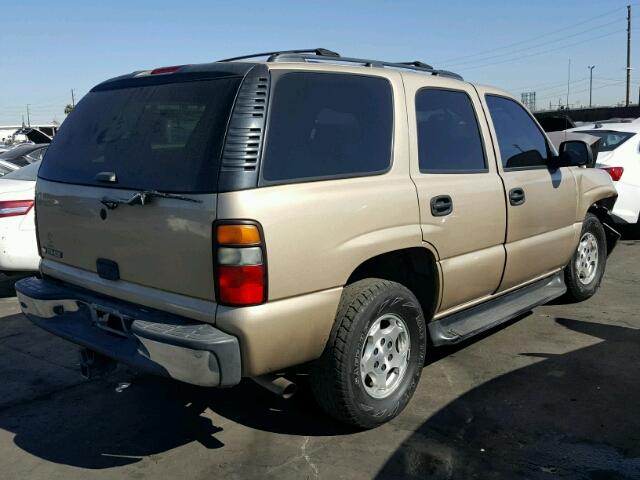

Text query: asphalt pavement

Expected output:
[0,230,638,479]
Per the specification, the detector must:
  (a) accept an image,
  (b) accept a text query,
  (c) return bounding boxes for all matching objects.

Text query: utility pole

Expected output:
[566,59,571,109]
[71,88,75,107]
[626,4,631,106]
[26,104,31,127]
[588,65,595,107]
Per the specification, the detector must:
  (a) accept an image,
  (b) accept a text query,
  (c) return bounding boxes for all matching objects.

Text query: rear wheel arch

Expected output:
[345,247,440,322]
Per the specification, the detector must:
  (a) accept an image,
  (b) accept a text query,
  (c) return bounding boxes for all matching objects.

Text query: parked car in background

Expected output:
[547,131,600,167]
[569,122,640,225]
[535,114,576,133]
[0,159,21,176]
[0,161,40,277]
[0,143,48,167]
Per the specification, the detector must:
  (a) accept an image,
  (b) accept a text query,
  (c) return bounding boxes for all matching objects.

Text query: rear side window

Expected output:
[262,72,393,183]
[416,89,486,172]
[39,77,242,193]
[580,130,635,152]
[486,95,550,169]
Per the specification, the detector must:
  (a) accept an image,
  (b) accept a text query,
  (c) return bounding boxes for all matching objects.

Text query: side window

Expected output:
[486,95,550,169]
[262,72,393,183]
[415,89,486,172]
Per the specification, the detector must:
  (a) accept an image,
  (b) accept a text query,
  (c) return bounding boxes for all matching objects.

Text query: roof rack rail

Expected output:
[218,48,463,81]
[398,60,434,70]
[219,48,339,63]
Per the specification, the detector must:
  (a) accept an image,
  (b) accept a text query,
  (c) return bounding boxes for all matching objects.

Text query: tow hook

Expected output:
[79,348,117,379]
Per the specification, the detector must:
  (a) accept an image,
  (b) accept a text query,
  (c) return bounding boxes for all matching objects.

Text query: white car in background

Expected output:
[0,162,40,276]
[0,160,20,177]
[569,122,640,225]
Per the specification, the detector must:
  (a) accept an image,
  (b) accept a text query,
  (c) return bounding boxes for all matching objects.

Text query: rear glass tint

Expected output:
[416,89,486,172]
[581,130,635,152]
[39,77,242,193]
[262,72,393,183]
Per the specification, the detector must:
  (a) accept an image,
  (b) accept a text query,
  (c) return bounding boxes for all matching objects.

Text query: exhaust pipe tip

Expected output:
[252,374,297,399]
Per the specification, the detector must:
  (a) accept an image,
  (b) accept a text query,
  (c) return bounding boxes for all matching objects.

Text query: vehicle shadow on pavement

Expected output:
[375,318,640,480]
[620,224,640,241]
[0,273,30,298]
[1,314,639,476]
[0,310,352,469]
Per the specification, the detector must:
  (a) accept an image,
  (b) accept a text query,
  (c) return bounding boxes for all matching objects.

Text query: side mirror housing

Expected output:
[557,140,593,168]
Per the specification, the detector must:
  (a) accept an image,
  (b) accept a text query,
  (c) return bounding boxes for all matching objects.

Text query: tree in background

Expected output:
[64,104,74,115]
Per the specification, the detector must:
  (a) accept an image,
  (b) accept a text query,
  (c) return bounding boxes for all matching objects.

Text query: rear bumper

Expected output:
[15,276,241,387]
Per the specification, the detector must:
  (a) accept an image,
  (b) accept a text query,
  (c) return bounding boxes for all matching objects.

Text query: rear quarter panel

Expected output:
[574,167,618,221]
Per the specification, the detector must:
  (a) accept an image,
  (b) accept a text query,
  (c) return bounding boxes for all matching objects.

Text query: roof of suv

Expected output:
[93,48,467,91]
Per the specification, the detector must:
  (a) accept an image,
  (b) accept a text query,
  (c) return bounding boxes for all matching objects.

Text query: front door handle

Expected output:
[509,187,526,206]
[430,195,453,217]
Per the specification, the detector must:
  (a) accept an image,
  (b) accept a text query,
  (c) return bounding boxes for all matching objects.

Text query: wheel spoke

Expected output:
[359,313,411,399]
[575,232,599,285]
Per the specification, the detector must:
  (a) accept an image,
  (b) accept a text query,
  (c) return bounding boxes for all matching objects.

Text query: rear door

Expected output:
[404,77,507,314]
[478,89,579,291]
[36,74,243,305]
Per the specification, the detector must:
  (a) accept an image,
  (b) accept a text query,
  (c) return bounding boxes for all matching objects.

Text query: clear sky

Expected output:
[1,0,638,124]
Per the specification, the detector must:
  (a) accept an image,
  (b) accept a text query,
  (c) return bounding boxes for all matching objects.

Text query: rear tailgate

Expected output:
[34,70,246,315]
[36,180,216,300]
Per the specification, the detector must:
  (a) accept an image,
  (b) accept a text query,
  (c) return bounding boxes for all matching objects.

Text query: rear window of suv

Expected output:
[261,72,393,183]
[39,76,242,193]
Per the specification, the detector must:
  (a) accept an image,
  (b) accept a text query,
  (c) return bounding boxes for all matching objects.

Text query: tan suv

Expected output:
[16,49,618,428]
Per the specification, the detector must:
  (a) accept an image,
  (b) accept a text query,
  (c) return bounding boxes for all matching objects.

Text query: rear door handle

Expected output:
[509,187,526,206]
[430,195,453,217]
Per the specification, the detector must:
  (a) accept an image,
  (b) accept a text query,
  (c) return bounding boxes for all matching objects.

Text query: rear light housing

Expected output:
[214,221,267,306]
[602,166,624,182]
[150,65,184,75]
[0,200,34,218]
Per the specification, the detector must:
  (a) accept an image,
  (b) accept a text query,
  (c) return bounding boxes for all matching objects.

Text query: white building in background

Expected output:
[0,123,60,143]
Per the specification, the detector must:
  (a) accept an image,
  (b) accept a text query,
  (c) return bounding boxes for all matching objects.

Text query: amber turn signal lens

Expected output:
[217,225,261,245]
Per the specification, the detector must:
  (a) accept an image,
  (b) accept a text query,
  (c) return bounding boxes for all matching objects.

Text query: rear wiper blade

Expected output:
[101,190,203,210]
[139,190,203,204]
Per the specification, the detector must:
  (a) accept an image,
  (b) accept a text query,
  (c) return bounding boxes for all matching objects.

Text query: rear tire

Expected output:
[310,279,426,429]
[564,213,607,302]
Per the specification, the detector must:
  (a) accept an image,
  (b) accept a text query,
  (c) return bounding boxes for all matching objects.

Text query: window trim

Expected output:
[485,93,554,172]
[415,86,489,175]
[258,70,395,187]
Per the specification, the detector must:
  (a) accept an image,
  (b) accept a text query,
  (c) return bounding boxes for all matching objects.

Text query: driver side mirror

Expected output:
[557,140,593,168]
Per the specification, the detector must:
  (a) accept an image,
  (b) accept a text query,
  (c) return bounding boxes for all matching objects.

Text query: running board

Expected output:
[428,272,566,346]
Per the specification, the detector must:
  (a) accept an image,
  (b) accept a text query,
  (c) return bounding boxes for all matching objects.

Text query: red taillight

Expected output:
[214,222,266,306]
[150,65,183,75]
[0,200,34,218]
[218,265,265,305]
[602,166,624,182]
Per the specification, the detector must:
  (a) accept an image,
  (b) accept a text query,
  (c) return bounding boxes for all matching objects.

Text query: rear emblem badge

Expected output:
[41,246,63,258]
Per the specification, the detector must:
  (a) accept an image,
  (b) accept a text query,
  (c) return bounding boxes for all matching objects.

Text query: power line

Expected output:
[443,18,623,68]
[436,5,626,64]
[537,79,627,103]
[450,29,625,71]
